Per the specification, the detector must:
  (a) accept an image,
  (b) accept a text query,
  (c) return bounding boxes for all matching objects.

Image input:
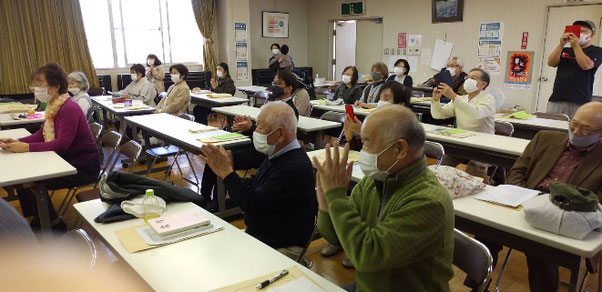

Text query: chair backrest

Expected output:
[178,113,195,122]
[97,74,112,93]
[533,111,570,121]
[424,141,445,166]
[252,68,276,86]
[117,73,133,90]
[494,121,514,137]
[87,87,105,96]
[89,122,103,143]
[97,131,123,186]
[108,140,143,174]
[320,111,345,124]
[453,229,493,292]
[411,90,425,97]
[86,105,101,123]
[414,112,423,122]
[252,91,270,108]
[61,229,97,269]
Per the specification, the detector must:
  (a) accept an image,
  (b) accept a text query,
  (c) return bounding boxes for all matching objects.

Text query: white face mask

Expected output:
[34,87,53,103]
[447,67,457,76]
[131,73,139,81]
[272,49,280,55]
[377,100,391,108]
[171,74,180,83]
[394,66,405,76]
[216,70,224,78]
[147,59,154,66]
[579,33,592,46]
[341,75,352,84]
[358,143,398,181]
[68,87,80,95]
[463,78,479,94]
[253,128,279,155]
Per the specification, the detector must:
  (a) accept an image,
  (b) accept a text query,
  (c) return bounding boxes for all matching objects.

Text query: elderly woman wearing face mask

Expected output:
[120,64,156,106]
[327,66,363,105]
[145,54,165,95]
[67,72,92,115]
[355,62,388,108]
[155,64,191,116]
[0,63,100,231]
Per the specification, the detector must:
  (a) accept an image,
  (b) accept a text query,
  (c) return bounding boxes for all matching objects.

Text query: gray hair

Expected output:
[259,102,297,138]
[450,56,464,68]
[67,72,90,91]
[380,106,425,154]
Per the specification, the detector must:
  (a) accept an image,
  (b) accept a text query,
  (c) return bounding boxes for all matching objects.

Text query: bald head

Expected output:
[362,105,425,156]
[574,102,602,129]
[257,101,297,138]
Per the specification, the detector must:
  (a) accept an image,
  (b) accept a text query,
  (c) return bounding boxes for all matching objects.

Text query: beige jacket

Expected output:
[156,81,190,116]
[292,88,311,116]
[146,66,165,94]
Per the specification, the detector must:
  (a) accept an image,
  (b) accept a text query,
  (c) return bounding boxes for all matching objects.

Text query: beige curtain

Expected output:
[191,0,217,77]
[0,0,98,95]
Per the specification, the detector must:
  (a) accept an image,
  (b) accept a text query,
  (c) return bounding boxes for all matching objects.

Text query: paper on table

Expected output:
[207,93,233,98]
[116,223,223,253]
[504,110,535,120]
[137,223,222,246]
[473,184,541,208]
[313,148,360,164]
[210,266,326,292]
[197,132,247,143]
[189,125,217,133]
[266,277,325,292]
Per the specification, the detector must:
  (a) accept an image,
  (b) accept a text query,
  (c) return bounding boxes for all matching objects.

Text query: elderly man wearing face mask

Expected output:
[470,102,602,292]
[422,57,468,95]
[547,20,602,118]
[199,102,316,260]
[313,105,454,292]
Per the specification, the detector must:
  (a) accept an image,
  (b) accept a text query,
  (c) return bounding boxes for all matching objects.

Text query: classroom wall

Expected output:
[248,0,309,68]
[307,0,567,112]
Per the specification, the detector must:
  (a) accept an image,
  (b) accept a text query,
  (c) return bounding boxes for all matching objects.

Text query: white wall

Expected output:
[249,0,308,68]
[307,0,568,112]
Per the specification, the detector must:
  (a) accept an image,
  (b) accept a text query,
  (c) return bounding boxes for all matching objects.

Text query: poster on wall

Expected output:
[504,51,534,89]
[262,11,289,38]
[477,22,504,75]
[431,39,454,70]
[236,42,247,60]
[398,33,407,49]
[408,34,422,47]
[235,22,247,42]
[237,61,248,81]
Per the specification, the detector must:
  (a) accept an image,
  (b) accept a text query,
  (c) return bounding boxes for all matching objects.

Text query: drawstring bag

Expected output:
[523,182,602,239]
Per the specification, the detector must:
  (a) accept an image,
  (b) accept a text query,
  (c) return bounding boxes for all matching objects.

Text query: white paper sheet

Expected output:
[266,277,325,292]
[473,184,541,207]
[430,39,454,71]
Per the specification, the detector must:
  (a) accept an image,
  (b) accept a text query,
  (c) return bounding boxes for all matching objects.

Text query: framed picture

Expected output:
[432,0,464,23]
[262,11,289,38]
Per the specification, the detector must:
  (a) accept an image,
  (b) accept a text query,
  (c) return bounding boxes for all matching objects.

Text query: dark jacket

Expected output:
[386,74,414,88]
[95,172,203,223]
[508,131,602,199]
[223,148,317,248]
[213,76,236,95]
[330,84,363,104]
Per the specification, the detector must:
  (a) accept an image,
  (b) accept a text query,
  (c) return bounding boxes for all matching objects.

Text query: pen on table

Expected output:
[256,269,288,289]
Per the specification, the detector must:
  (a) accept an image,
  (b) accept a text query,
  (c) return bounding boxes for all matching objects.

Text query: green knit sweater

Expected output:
[318,156,454,292]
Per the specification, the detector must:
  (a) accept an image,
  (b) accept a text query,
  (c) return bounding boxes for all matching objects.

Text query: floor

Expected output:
[1,117,599,291]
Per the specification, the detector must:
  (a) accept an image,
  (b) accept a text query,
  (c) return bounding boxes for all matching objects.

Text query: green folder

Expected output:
[504,110,535,120]
[211,133,244,141]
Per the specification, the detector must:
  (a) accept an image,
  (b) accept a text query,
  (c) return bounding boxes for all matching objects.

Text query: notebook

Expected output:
[147,210,211,236]
[473,184,541,208]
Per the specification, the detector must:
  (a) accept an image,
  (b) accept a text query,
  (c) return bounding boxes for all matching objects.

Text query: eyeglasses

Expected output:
[570,119,601,136]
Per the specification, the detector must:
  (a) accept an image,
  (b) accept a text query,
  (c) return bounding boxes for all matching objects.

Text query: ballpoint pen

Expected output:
[256,269,289,289]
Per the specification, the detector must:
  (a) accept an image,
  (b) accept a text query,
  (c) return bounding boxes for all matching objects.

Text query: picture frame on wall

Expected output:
[262,11,289,38]
[432,0,464,23]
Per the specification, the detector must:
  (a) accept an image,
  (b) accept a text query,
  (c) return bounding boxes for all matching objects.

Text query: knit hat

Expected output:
[549,182,599,212]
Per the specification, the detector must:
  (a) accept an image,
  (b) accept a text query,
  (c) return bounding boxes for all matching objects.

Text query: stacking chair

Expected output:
[145,113,200,192]
[56,130,121,217]
[494,121,515,137]
[252,91,270,108]
[424,141,445,166]
[75,140,143,203]
[533,111,570,121]
[61,229,98,269]
[297,217,319,269]
[89,122,103,144]
[453,229,494,292]
[320,111,346,143]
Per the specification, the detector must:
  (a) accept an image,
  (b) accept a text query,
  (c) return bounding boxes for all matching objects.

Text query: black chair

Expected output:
[453,229,493,292]
[252,91,270,108]
[424,141,445,166]
[97,74,112,93]
[117,73,133,90]
[164,71,212,91]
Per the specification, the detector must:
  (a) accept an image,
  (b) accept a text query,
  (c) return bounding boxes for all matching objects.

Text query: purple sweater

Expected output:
[19,98,100,174]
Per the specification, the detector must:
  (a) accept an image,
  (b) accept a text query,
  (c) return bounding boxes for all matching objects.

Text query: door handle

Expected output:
[539,77,548,81]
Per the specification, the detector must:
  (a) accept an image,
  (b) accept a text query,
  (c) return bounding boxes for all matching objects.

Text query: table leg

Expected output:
[102,108,109,128]
[33,182,51,238]
[568,257,586,292]
[314,131,325,150]
[216,178,226,216]
[130,124,139,145]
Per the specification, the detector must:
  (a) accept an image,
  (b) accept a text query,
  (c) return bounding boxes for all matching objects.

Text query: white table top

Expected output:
[236,85,268,92]
[0,112,45,127]
[212,105,341,133]
[306,148,602,258]
[74,200,344,292]
[190,93,248,105]
[0,129,77,187]
[125,113,251,149]
[494,115,569,131]
[91,95,155,115]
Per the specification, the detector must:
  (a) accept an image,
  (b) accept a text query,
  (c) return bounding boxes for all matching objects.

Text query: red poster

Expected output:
[505,51,534,88]
[398,33,407,49]
[521,32,529,50]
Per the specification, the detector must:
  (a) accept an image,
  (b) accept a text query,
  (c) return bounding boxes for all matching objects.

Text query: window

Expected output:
[79,0,204,68]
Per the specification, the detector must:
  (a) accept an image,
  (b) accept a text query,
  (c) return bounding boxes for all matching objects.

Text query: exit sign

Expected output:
[342,2,364,15]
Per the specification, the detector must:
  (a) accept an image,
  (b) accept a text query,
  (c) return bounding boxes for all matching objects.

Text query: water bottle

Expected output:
[142,189,161,222]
